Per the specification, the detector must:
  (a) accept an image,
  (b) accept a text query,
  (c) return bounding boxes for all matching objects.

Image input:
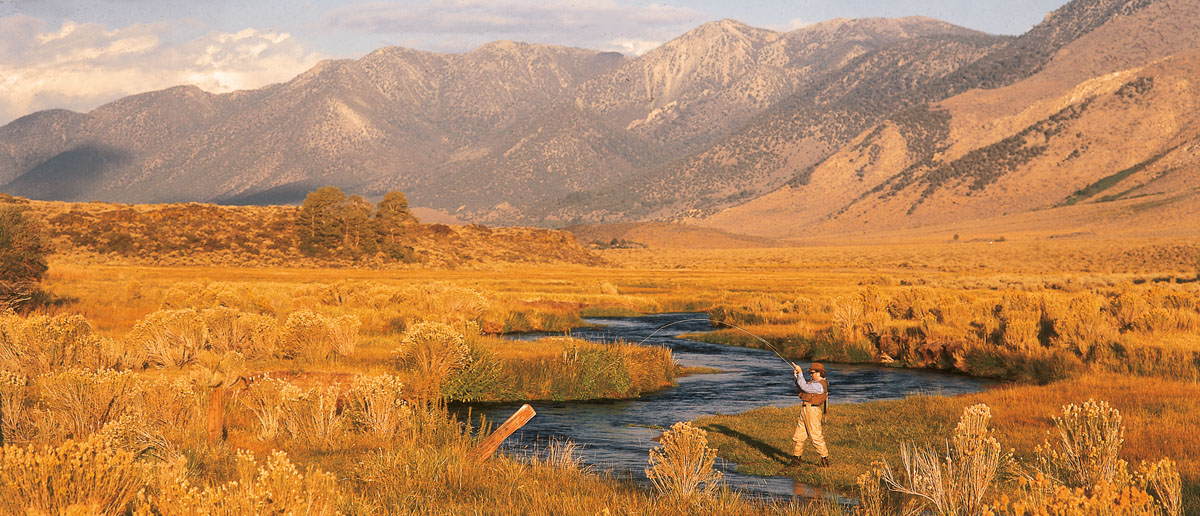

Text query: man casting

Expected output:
[788,362,829,467]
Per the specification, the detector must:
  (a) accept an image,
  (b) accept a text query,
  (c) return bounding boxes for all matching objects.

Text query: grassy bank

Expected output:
[682,327,1095,384]
[696,278,1200,384]
[694,373,1200,513]
[445,335,676,402]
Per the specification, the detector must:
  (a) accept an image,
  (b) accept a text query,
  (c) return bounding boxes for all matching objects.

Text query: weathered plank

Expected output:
[467,404,536,463]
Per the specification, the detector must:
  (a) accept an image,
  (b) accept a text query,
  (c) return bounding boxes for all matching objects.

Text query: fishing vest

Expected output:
[799,378,829,406]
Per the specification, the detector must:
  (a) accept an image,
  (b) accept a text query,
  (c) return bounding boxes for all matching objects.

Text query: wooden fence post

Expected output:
[206,386,226,445]
[467,404,536,463]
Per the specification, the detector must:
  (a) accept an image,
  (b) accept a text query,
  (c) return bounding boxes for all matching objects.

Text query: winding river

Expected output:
[461,312,996,499]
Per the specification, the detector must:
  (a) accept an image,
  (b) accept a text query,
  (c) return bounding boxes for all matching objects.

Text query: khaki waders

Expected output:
[791,403,828,458]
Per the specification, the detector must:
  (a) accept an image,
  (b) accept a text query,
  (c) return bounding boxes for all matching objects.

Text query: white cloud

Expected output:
[321,0,702,53]
[605,38,664,56]
[765,17,812,32]
[0,15,324,124]
[784,18,813,31]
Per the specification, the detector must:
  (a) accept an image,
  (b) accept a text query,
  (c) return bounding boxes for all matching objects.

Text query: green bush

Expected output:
[443,346,509,402]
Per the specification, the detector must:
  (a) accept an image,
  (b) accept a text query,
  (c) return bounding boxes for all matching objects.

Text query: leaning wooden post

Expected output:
[467,404,536,463]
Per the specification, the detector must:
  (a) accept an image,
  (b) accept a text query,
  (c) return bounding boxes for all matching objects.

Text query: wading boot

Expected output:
[787,456,803,467]
[819,456,830,468]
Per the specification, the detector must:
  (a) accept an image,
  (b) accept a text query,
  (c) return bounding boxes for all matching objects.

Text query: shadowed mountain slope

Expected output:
[1,43,627,203]
[0,16,989,216]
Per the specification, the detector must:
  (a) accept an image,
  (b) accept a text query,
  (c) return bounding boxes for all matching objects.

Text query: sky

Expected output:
[0,0,1069,125]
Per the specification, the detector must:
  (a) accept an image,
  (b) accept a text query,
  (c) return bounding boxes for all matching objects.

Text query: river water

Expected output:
[460,312,995,499]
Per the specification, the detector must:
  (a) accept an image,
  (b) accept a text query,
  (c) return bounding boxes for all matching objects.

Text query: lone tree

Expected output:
[0,204,50,308]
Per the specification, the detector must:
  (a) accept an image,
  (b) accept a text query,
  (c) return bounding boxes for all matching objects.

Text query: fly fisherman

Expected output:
[788,362,830,468]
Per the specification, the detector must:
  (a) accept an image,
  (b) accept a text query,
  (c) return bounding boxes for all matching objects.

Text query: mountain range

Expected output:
[3,0,1199,238]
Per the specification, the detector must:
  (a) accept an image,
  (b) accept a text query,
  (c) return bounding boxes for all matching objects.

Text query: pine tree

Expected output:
[296,186,347,256]
[342,195,377,256]
[375,191,416,261]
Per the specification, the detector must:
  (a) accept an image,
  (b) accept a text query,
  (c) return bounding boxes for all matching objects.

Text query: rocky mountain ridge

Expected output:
[4,0,1199,237]
[704,0,1200,237]
[0,15,986,215]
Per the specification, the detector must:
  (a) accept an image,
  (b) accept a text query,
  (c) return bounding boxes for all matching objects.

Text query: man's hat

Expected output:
[808,363,826,374]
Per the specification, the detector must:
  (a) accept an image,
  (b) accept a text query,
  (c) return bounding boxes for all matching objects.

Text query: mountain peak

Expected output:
[713,18,753,30]
[680,18,776,41]
[474,40,532,53]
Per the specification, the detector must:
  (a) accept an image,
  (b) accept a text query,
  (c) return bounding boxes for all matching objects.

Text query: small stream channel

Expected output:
[458,312,996,500]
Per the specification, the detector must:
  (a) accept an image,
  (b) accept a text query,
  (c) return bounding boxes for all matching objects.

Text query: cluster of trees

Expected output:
[296,187,418,260]
[0,200,50,309]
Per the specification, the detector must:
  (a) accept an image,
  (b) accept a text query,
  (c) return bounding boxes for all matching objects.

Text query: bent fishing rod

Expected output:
[632,318,796,368]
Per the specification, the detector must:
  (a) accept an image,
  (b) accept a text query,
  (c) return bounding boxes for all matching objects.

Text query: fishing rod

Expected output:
[633,317,796,368]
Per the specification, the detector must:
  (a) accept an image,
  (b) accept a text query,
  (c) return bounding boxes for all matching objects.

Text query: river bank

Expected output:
[464,313,995,498]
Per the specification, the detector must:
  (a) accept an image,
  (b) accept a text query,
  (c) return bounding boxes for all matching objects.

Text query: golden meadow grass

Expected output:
[0,236,1197,514]
[696,374,1197,514]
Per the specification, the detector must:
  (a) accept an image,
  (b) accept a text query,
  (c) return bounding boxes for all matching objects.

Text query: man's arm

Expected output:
[793,367,824,394]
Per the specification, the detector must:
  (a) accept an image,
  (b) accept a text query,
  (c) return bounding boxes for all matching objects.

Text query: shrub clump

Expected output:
[0,435,143,514]
[137,449,339,515]
[0,205,51,309]
[200,306,279,358]
[880,404,1011,516]
[279,310,360,362]
[238,375,300,441]
[0,313,116,376]
[645,421,722,499]
[344,374,411,438]
[1031,399,1126,490]
[127,309,207,368]
[394,322,470,403]
[36,368,140,440]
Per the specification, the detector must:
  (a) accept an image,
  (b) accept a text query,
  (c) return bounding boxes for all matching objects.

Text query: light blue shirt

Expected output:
[795,371,824,394]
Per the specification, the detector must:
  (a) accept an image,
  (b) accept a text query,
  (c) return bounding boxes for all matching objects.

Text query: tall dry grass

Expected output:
[12,240,1197,514]
[700,374,1198,515]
